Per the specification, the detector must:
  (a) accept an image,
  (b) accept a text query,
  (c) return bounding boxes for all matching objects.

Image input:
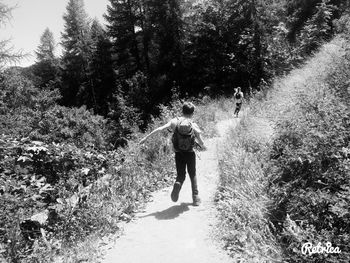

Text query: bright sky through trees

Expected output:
[2,0,109,67]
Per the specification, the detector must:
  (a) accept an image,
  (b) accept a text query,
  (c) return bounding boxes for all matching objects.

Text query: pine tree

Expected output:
[298,0,335,54]
[135,0,151,72]
[105,0,141,79]
[182,0,226,94]
[286,0,343,42]
[143,0,185,102]
[105,0,183,118]
[60,0,92,106]
[183,0,267,94]
[286,0,320,42]
[0,3,22,68]
[33,28,59,88]
[36,28,56,61]
[88,19,116,115]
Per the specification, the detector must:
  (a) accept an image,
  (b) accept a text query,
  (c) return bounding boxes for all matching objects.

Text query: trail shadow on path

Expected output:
[139,202,192,220]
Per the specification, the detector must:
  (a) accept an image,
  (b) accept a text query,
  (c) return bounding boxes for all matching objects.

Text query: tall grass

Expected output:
[215,109,282,262]
[261,37,350,262]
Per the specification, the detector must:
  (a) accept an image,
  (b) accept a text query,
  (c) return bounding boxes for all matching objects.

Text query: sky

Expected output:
[2,0,109,67]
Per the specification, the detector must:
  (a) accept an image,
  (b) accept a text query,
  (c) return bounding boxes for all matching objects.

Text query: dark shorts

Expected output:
[234,102,242,115]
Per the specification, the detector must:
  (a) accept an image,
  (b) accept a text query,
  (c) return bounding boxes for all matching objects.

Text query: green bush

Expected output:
[0,136,113,261]
[0,127,175,262]
[334,13,350,37]
[31,105,108,149]
[0,70,108,149]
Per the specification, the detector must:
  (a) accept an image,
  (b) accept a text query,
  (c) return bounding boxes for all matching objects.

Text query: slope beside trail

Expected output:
[101,117,238,263]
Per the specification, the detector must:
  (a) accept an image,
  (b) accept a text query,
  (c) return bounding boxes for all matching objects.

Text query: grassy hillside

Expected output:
[216,37,350,262]
[266,37,350,262]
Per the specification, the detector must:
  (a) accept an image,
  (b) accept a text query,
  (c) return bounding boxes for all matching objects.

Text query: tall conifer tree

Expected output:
[0,2,22,68]
[36,28,56,61]
[88,19,116,115]
[34,28,59,88]
[61,0,92,106]
[105,0,141,79]
[147,0,184,99]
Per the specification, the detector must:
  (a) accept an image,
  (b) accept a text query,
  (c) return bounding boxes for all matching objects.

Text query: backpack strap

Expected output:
[168,117,178,133]
[175,117,180,131]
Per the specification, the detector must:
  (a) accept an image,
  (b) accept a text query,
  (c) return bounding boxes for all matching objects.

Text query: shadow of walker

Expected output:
[139,203,192,220]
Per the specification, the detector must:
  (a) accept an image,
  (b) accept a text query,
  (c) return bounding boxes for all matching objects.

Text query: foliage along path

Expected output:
[101,118,239,263]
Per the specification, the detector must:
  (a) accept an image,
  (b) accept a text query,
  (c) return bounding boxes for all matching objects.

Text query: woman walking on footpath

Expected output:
[234,87,244,117]
[139,102,206,206]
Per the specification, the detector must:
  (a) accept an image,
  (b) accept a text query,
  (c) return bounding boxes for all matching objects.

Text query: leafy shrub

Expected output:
[31,105,108,149]
[105,88,143,148]
[0,70,108,149]
[0,127,175,262]
[0,135,113,261]
[334,13,350,36]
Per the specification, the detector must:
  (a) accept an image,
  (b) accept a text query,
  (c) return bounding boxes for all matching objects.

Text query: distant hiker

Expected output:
[234,87,244,117]
[139,102,206,206]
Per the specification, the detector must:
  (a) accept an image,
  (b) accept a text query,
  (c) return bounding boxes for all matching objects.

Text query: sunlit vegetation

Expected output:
[1,0,350,262]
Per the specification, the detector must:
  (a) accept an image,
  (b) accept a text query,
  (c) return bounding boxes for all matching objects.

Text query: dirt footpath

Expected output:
[102,118,238,263]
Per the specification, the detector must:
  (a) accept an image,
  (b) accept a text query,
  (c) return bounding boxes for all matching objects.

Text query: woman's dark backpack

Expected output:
[172,118,196,152]
[235,92,242,100]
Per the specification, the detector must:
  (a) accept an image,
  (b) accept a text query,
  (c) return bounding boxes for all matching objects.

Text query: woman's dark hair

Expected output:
[182,102,195,115]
